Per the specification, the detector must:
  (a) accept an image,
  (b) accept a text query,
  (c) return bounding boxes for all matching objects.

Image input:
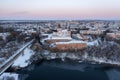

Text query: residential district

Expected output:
[0,20,120,80]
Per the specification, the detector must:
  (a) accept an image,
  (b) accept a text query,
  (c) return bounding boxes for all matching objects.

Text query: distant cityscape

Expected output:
[0,20,120,80]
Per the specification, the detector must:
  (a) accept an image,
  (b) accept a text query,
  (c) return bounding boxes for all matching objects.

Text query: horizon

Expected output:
[1,0,120,20]
[1,18,120,20]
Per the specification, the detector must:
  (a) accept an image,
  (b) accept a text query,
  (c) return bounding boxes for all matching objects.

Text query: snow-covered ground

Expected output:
[54,39,99,47]
[87,40,99,46]
[12,47,35,68]
[0,32,10,40]
[42,50,120,66]
[0,40,34,68]
[90,57,120,65]
[0,73,19,80]
[55,40,86,44]
[46,33,72,40]
[0,58,5,63]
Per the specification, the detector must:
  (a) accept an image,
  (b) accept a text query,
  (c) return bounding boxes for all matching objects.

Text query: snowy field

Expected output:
[12,46,35,68]
[0,73,18,80]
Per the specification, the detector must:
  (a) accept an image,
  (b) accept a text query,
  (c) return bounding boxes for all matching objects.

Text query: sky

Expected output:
[0,0,120,20]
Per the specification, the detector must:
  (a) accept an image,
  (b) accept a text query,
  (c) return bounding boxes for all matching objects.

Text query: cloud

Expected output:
[10,11,29,15]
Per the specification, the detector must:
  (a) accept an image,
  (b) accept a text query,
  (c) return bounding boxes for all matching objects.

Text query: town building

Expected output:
[44,27,88,51]
[44,26,72,43]
[106,32,120,39]
[51,41,87,51]
[79,30,105,35]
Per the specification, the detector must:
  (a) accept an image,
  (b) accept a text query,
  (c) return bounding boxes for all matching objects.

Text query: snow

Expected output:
[24,29,36,34]
[49,53,56,59]
[41,34,49,36]
[92,57,106,63]
[83,52,88,59]
[0,32,10,40]
[0,73,18,80]
[66,53,80,60]
[50,36,72,40]
[90,57,120,65]
[55,39,99,46]
[87,40,99,46]
[0,58,5,64]
[43,50,50,55]
[12,47,35,68]
[44,30,72,40]
[0,58,5,61]
[1,40,34,69]
[59,53,67,61]
[55,40,86,44]
[46,34,72,40]
[0,40,34,68]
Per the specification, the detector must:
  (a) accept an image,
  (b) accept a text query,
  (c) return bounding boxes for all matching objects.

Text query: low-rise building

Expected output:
[106,32,120,39]
[51,41,87,51]
[44,27,72,43]
[44,26,98,51]
[80,30,105,35]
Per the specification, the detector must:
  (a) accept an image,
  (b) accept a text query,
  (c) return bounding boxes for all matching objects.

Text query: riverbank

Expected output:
[37,38,120,66]
[8,40,120,71]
